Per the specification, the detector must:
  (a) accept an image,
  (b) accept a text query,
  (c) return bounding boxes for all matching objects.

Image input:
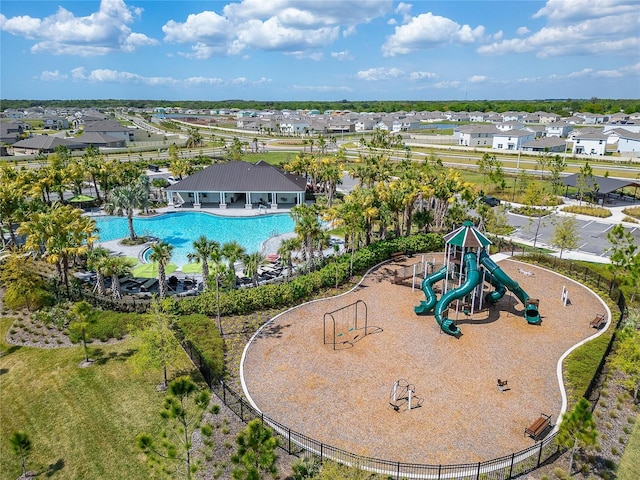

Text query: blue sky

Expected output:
[1,0,639,101]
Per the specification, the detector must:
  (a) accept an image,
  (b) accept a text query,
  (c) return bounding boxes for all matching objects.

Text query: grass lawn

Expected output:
[618,417,640,480]
[0,316,199,480]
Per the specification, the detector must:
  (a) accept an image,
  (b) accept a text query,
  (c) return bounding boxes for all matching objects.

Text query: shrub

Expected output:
[211,404,220,415]
[176,314,224,380]
[562,205,612,218]
[201,424,213,437]
[622,206,640,220]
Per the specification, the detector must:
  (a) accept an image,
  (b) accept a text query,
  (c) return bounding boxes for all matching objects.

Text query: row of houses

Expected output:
[455,122,640,156]
[3,117,134,154]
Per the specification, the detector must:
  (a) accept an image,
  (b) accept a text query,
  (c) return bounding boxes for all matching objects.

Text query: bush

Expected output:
[562,205,612,218]
[176,314,224,379]
[511,206,552,217]
[170,233,444,319]
[622,206,640,220]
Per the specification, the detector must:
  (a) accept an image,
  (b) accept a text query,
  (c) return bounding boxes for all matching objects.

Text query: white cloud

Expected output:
[382,12,485,56]
[356,67,404,81]
[285,51,325,61]
[493,31,504,40]
[533,0,638,22]
[331,50,353,61]
[66,67,269,88]
[163,11,233,43]
[468,75,489,83]
[408,71,437,80]
[162,0,391,59]
[478,0,639,57]
[0,0,157,56]
[433,80,462,89]
[38,70,68,81]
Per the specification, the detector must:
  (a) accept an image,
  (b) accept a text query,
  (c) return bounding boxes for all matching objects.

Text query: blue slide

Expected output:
[479,251,541,324]
[433,252,481,337]
[414,266,448,314]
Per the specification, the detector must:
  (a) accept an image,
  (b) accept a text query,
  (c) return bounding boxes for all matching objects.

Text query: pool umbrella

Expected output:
[132,262,178,279]
[68,194,96,209]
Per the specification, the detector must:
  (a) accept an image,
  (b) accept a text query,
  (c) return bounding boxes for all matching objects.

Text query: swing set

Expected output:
[323,300,368,350]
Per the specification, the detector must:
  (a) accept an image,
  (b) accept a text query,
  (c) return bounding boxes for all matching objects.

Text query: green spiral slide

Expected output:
[414,266,448,314]
[479,251,541,325]
[433,252,481,337]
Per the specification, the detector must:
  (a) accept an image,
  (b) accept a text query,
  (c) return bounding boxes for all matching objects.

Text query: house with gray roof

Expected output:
[491,130,535,150]
[456,125,499,147]
[165,160,307,210]
[521,137,567,153]
[11,135,87,154]
[83,119,133,141]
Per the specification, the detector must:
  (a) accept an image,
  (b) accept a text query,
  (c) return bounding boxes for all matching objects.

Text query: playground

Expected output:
[241,244,609,465]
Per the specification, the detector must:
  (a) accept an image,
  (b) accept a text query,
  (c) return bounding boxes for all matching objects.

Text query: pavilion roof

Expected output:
[443,221,492,248]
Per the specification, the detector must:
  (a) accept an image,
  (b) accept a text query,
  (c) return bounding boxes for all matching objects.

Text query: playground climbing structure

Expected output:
[414,221,541,337]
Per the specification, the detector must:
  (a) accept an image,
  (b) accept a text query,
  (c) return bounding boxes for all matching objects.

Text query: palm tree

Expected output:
[290,203,324,271]
[186,126,203,149]
[104,183,146,241]
[148,241,174,298]
[243,252,267,287]
[18,203,98,295]
[187,236,220,291]
[102,255,132,299]
[277,237,301,278]
[221,240,245,275]
[208,261,228,334]
[86,247,111,296]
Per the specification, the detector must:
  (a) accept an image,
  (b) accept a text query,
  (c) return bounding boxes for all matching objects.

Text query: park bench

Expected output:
[525,413,551,440]
[590,313,606,329]
[391,252,405,262]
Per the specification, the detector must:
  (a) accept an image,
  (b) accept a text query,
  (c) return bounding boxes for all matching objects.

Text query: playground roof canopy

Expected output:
[444,221,492,248]
[560,174,640,195]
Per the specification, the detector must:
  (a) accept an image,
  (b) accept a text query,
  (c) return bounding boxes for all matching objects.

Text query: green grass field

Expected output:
[618,417,640,480]
[0,316,199,480]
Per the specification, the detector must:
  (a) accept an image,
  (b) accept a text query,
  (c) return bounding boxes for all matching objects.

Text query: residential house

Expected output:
[491,130,535,150]
[539,112,561,124]
[615,130,640,157]
[82,119,134,141]
[11,135,87,154]
[545,122,574,138]
[521,137,567,153]
[456,125,499,147]
[572,132,608,155]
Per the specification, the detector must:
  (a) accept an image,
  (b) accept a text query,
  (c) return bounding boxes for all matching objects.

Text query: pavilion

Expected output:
[560,174,640,203]
[165,160,307,210]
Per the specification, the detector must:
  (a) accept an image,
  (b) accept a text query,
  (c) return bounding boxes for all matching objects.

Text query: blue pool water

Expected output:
[94,212,295,266]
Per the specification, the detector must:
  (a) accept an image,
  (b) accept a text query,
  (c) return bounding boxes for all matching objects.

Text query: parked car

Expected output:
[167,176,178,185]
[481,195,501,207]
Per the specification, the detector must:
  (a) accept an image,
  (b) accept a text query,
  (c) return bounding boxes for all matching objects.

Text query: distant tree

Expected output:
[186,127,203,149]
[550,215,579,259]
[137,377,211,480]
[9,431,32,477]
[129,299,182,389]
[208,261,230,334]
[187,236,220,292]
[231,419,279,480]
[556,398,598,475]
[104,183,146,241]
[576,162,596,205]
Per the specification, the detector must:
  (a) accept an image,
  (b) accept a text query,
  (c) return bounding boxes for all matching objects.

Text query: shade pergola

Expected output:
[560,174,640,196]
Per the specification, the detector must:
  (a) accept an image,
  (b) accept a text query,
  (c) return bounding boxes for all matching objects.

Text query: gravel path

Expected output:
[241,256,610,465]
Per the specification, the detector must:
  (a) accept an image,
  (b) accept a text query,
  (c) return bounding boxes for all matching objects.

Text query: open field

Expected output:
[0,316,200,480]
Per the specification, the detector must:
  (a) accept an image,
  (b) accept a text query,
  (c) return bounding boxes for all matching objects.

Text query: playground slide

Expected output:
[479,251,541,324]
[484,271,507,304]
[414,266,448,315]
[434,252,481,337]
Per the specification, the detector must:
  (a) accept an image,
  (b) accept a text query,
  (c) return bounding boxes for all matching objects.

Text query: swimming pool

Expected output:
[94,212,295,266]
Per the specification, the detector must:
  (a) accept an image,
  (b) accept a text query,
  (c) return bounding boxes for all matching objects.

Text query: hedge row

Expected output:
[176,313,225,379]
[164,233,443,319]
